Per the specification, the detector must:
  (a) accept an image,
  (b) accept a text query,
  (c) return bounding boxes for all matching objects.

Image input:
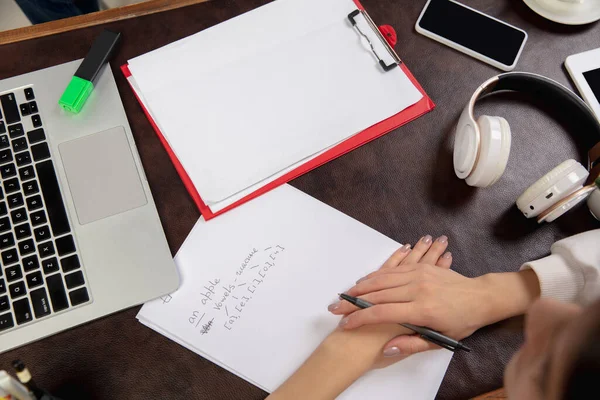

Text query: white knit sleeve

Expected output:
[520,229,600,305]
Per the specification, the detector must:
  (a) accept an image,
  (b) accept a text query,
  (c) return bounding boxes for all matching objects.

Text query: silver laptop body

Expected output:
[0,60,179,353]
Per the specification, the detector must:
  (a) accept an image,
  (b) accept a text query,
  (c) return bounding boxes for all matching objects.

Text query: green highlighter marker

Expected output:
[59,29,121,113]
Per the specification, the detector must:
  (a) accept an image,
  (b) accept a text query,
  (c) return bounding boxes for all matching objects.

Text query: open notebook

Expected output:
[137,185,452,399]
[124,0,432,219]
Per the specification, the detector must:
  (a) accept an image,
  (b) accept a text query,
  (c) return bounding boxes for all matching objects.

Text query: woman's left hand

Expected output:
[328,234,473,358]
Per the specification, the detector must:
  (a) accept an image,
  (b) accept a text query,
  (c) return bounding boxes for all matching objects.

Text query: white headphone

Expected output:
[454,72,600,223]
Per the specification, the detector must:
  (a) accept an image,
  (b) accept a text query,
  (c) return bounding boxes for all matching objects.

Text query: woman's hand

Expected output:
[336,262,487,351]
[329,236,541,358]
[330,233,539,357]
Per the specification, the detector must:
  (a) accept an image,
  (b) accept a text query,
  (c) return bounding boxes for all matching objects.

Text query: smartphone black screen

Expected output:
[418,0,526,66]
[583,68,600,102]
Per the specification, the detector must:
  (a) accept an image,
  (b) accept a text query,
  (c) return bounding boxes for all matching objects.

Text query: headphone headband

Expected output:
[459,72,600,180]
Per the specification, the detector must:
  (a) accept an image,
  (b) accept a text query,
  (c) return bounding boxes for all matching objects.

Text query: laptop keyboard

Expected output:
[0,86,90,334]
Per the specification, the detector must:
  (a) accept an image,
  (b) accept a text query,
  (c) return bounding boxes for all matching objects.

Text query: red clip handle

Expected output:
[378,25,397,47]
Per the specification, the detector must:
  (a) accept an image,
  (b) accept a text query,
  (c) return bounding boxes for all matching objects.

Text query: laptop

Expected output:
[0,60,180,353]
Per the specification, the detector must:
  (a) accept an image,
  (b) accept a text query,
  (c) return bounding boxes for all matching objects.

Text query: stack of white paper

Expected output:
[138,185,452,399]
[127,0,422,214]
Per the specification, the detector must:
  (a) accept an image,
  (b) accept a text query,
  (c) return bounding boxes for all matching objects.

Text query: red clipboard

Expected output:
[121,0,434,221]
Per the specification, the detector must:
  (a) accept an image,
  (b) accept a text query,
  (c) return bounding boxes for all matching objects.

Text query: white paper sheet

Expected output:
[137,185,452,399]
[126,72,342,214]
[127,0,422,204]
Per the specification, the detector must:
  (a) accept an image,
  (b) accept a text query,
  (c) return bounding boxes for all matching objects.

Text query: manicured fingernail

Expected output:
[442,252,452,259]
[421,235,432,245]
[338,317,349,327]
[356,276,368,283]
[399,244,411,252]
[383,347,401,357]
[328,302,340,312]
[436,235,448,244]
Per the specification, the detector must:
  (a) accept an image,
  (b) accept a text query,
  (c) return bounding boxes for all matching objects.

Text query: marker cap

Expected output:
[59,76,93,113]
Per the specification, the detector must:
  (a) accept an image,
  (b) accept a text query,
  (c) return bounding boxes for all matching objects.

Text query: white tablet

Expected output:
[565,48,600,122]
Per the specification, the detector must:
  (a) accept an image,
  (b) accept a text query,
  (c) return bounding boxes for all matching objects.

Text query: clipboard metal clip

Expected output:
[348,9,401,72]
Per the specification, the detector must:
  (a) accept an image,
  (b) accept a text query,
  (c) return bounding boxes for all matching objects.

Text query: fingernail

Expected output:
[421,235,432,245]
[356,276,368,284]
[328,302,340,312]
[442,252,452,259]
[399,244,411,252]
[383,347,401,357]
[436,235,448,244]
[338,317,349,327]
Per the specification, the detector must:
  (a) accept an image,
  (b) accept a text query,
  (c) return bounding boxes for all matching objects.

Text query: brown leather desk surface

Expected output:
[0,1,598,399]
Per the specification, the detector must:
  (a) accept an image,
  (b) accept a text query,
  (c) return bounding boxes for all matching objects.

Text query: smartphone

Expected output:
[415,0,528,71]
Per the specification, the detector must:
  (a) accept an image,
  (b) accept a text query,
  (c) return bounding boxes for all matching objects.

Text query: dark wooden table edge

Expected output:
[0,0,210,46]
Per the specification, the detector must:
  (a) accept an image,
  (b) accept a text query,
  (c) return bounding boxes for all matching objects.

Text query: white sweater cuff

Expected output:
[520,254,585,303]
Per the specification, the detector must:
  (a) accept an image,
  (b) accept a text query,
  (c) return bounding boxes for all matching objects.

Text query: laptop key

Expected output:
[30,288,51,318]
[36,160,70,236]
[10,208,27,224]
[65,271,84,289]
[12,137,27,152]
[30,210,46,226]
[8,123,23,138]
[2,248,18,265]
[26,271,43,289]
[0,232,15,249]
[31,115,42,128]
[0,149,13,165]
[42,257,59,274]
[69,287,89,306]
[0,202,6,216]
[0,216,10,232]
[22,255,39,272]
[15,223,31,240]
[9,281,26,299]
[24,88,34,101]
[31,143,50,161]
[19,166,35,181]
[4,178,20,194]
[13,298,33,325]
[0,295,8,312]
[0,279,5,294]
[19,103,31,117]
[18,239,35,256]
[23,180,39,196]
[26,195,43,212]
[1,163,16,178]
[0,123,5,135]
[29,102,38,114]
[8,192,24,208]
[56,235,75,256]
[26,128,45,144]
[15,151,31,167]
[34,225,50,242]
[0,93,20,124]
[5,265,22,281]
[0,312,14,332]
[61,255,80,273]
[46,274,68,312]
[38,241,55,258]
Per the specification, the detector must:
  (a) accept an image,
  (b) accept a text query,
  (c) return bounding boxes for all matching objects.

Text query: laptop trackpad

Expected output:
[59,127,147,225]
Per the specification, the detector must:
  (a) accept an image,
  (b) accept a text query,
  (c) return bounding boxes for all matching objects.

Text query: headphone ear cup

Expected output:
[464,116,512,188]
[517,159,590,219]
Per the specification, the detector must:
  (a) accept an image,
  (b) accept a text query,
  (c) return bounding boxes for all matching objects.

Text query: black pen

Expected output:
[338,293,471,353]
